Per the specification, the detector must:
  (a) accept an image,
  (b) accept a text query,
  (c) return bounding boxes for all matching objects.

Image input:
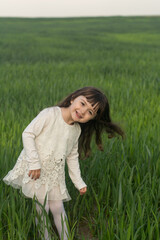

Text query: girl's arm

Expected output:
[22,108,51,171]
[66,141,87,194]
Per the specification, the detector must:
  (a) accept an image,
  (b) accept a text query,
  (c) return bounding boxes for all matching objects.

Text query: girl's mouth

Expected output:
[76,111,82,119]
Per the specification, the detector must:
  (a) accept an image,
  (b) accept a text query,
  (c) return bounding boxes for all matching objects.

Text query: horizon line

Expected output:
[0,14,160,19]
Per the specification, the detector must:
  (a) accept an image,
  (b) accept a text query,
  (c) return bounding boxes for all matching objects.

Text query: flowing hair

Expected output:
[58,87,124,158]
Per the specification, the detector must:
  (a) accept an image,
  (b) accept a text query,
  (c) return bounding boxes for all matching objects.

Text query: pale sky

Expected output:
[0,0,160,17]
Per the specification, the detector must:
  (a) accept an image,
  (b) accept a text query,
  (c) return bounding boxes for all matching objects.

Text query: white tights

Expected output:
[36,199,68,240]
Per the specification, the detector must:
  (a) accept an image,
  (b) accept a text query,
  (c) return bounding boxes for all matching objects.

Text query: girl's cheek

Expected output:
[88,114,93,120]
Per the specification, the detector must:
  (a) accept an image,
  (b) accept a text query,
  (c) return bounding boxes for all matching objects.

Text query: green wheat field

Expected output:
[0,17,160,239]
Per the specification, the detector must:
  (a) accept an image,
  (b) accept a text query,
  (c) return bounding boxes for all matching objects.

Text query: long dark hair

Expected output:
[58,87,124,158]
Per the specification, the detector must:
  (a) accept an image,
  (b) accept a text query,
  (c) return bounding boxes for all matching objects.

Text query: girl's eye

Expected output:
[81,102,85,106]
[89,111,93,115]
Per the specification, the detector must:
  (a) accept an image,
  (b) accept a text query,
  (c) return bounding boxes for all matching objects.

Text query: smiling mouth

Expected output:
[76,111,82,119]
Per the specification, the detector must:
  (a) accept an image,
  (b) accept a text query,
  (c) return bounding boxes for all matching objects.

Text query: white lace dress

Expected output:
[3,107,87,201]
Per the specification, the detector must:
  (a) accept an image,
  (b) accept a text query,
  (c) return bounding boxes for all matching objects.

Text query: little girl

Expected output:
[3,86,124,240]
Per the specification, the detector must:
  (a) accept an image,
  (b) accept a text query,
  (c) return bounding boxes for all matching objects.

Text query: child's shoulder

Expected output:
[37,106,60,121]
[40,106,60,115]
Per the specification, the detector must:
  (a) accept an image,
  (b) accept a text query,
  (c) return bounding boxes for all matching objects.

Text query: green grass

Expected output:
[0,16,160,239]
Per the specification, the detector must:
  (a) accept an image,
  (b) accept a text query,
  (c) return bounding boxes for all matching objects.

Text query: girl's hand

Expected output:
[80,187,87,195]
[28,169,41,180]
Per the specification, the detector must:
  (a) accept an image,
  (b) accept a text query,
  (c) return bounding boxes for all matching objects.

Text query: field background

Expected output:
[0,17,160,239]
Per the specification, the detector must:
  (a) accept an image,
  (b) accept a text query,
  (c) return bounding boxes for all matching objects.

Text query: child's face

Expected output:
[69,96,98,123]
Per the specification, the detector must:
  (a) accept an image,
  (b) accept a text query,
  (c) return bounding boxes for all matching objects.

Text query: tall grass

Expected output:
[0,16,160,239]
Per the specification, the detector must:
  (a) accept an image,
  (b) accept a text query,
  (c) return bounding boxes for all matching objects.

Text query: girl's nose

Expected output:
[81,107,87,115]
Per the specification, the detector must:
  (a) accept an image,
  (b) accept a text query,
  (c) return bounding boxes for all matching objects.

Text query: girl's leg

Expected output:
[36,198,50,240]
[49,200,68,240]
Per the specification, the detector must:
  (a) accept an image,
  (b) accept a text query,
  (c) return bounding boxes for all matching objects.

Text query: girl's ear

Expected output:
[70,96,74,104]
